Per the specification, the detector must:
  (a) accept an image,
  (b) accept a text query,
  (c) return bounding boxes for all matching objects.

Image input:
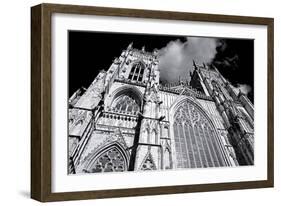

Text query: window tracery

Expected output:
[90,146,127,173]
[141,153,156,170]
[173,101,226,168]
[128,62,145,82]
[111,94,140,114]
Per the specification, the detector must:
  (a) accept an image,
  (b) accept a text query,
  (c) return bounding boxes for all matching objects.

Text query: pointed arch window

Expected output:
[128,62,145,82]
[111,94,140,114]
[90,146,128,173]
[173,101,227,168]
[163,147,172,169]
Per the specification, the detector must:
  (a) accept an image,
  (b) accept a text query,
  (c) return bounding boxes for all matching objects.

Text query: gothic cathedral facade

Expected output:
[68,43,254,174]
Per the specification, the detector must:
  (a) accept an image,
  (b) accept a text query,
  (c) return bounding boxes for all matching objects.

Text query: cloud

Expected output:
[158,37,218,83]
[216,40,227,52]
[213,54,239,71]
[235,84,252,95]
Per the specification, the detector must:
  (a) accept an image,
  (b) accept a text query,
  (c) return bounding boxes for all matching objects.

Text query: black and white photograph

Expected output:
[68,31,254,174]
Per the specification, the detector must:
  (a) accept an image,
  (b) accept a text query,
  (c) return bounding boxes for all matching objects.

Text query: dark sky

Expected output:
[68,31,254,102]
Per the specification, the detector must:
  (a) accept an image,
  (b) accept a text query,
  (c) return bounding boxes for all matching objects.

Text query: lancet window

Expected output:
[128,62,145,82]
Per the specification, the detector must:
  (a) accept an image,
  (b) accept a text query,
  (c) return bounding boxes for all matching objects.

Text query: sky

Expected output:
[68,31,254,103]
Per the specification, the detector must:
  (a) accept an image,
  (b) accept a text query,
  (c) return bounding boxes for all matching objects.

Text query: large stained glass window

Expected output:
[173,101,226,168]
[112,94,140,114]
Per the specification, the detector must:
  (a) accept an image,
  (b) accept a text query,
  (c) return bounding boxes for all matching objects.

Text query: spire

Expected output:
[142,46,145,52]
[193,60,198,70]
[127,42,133,50]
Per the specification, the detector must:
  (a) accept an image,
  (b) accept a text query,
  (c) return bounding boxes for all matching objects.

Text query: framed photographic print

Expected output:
[31,3,274,202]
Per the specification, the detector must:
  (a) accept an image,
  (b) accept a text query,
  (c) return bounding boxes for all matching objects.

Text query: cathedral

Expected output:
[68,43,254,174]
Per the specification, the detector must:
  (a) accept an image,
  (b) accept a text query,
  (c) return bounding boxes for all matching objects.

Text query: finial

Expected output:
[113,57,119,64]
[193,60,197,70]
[127,42,133,50]
[153,48,158,56]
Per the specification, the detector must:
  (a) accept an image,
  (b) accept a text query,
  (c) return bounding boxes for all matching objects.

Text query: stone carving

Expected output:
[81,128,128,167]
[90,146,126,173]
[111,94,140,114]
[140,152,156,170]
[68,43,254,174]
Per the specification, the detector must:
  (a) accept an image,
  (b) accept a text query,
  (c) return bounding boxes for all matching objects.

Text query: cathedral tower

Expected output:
[68,43,254,174]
